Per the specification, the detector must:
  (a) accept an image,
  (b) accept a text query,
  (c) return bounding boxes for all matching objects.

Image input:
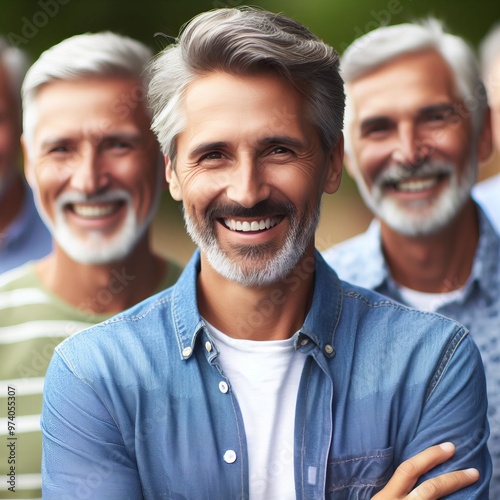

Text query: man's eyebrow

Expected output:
[358,104,458,132]
[189,141,228,159]
[359,116,392,131]
[189,136,306,158]
[418,103,457,115]
[260,135,305,149]
[40,137,71,149]
[100,133,142,144]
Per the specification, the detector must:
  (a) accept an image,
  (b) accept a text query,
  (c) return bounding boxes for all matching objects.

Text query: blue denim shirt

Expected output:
[323,205,500,498]
[42,250,490,499]
[0,181,52,273]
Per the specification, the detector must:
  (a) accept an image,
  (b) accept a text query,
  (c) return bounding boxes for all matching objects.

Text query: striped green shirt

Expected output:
[0,260,182,499]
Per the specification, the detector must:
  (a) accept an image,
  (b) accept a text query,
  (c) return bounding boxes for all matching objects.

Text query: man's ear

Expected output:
[477,108,494,164]
[324,134,344,194]
[165,156,182,201]
[21,135,35,188]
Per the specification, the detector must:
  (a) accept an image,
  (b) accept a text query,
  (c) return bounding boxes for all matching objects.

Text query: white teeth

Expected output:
[223,217,279,232]
[396,177,439,192]
[72,204,117,218]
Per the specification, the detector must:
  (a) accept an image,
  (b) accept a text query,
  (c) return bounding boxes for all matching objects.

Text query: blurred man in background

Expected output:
[473,22,500,229]
[323,19,500,496]
[0,36,51,273]
[0,32,182,499]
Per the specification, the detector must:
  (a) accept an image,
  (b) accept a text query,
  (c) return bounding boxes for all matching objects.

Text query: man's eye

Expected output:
[200,151,223,161]
[362,126,389,137]
[421,107,458,127]
[49,146,69,154]
[109,140,131,149]
[270,146,291,155]
[427,113,447,122]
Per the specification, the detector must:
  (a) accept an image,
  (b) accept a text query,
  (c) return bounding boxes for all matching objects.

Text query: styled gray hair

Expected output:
[22,31,152,146]
[0,36,30,107]
[479,22,500,78]
[148,7,345,164]
[341,19,488,155]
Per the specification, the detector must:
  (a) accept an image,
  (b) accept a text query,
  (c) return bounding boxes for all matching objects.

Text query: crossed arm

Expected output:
[375,443,480,499]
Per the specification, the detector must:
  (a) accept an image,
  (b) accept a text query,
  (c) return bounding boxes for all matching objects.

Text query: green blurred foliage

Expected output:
[1,0,498,60]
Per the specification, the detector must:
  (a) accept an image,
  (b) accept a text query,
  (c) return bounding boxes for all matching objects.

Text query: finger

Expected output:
[408,468,479,499]
[372,443,456,499]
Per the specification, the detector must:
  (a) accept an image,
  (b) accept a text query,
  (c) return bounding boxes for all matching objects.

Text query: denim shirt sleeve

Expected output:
[401,330,491,498]
[42,353,144,499]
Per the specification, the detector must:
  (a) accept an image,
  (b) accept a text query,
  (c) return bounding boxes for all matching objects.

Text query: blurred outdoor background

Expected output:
[2,0,499,265]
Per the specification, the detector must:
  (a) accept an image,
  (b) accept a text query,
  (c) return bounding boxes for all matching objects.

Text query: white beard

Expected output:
[183,201,320,287]
[33,186,160,265]
[352,155,477,236]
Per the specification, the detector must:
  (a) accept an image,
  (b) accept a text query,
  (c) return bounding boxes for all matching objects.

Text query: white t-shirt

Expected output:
[205,321,306,500]
[397,282,469,312]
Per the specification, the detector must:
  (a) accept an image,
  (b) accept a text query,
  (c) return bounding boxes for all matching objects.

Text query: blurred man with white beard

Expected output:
[0,32,182,499]
[0,36,51,273]
[473,22,500,230]
[322,19,500,496]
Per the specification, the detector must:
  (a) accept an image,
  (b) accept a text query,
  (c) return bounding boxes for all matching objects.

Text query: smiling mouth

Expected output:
[68,201,125,219]
[222,217,281,232]
[385,173,449,193]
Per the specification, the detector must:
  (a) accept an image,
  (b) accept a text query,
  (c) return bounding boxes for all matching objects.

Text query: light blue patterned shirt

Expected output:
[323,205,500,498]
[473,173,500,233]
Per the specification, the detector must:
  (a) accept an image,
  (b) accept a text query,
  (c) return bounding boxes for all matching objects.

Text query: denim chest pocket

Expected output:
[326,447,394,499]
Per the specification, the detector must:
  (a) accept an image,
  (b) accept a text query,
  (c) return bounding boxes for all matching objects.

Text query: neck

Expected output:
[380,200,479,293]
[36,234,166,314]
[197,248,316,341]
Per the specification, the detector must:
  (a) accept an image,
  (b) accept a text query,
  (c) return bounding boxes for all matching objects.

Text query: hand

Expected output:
[372,442,479,499]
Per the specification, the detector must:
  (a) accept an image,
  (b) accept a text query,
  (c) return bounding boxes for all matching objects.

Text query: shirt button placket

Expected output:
[218,383,236,464]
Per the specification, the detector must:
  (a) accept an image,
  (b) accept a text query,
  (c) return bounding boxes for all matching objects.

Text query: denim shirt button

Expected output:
[219,381,229,393]
[182,347,192,358]
[205,341,213,352]
[300,338,309,346]
[223,450,237,463]
[324,344,334,355]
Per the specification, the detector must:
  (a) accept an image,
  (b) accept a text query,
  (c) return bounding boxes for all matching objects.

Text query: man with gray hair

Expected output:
[322,18,500,496]
[473,22,500,230]
[0,32,182,499]
[0,36,51,273]
[42,8,489,498]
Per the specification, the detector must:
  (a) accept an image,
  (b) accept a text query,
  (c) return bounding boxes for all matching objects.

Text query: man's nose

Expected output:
[225,158,271,208]
[391,122,430,168]
[68,146,108,194]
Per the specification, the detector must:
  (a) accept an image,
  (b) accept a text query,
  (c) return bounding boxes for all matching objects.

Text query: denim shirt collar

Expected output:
[170,249,343,360]
[365,204,500,304]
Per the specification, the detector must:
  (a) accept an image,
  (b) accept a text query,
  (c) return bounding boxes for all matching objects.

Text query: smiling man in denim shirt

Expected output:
[41,8,490,499]
[322,20,500,497]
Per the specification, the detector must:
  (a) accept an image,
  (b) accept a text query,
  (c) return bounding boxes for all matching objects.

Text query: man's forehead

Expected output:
[347,50,460,119]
